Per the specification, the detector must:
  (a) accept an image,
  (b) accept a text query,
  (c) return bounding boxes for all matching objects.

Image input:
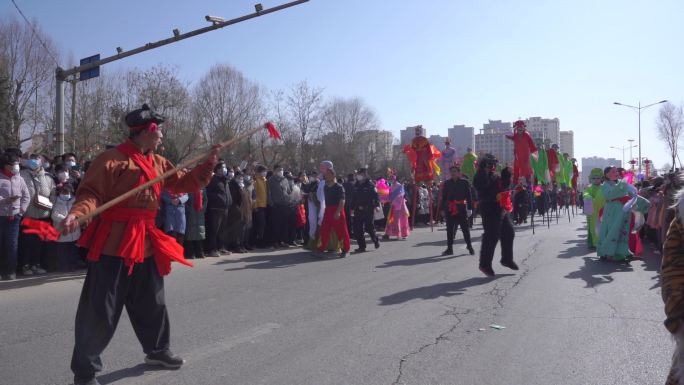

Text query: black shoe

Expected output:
[479,266,495,277]
[145,350,185,369]
[501,261,519,270]
[468,246,475,255]
[74,376,100,385]
[442,248,453,256]
[339,251,348,258]
[354,248,367,254]
[374,238,380,249]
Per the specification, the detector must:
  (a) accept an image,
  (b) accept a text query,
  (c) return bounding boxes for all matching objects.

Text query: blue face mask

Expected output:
[26,159,39,170]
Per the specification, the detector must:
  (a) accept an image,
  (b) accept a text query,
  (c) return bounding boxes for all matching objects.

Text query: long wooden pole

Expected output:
[76,124,266,225]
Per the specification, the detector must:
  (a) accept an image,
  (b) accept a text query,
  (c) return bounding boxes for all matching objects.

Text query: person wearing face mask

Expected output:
[51,184,81,271]
[253,165,269,248]
[205,161,232,257]
[19,153,55,276]
[343,173,356,234]
[267,165,293,248]
[0,153,30,280]
[225,171,246,253]
[63,152,82,190]
[351,168,380,253]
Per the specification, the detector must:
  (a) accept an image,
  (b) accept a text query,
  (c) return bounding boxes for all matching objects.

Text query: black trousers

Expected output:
[184,239,205,258]
[353,208,377,250]
[205,208,227,253]
[446,211,472,249]
[71,255,170,380]
[479,206,515,269]
[270,204,290,244]
[253,207,267,246]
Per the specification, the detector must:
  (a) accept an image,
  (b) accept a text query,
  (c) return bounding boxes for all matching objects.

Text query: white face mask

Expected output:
[226,171,235,179]
[10,164,20,175]
[356,175,365,182]
[275,170,284,178]
[221,167,228,176]
[57,172,69,182]
[60,194,72,201]
[66,160,76,168]
[260,171,267,177]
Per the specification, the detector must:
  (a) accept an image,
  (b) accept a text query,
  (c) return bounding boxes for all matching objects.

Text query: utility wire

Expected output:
[9,0,60,66]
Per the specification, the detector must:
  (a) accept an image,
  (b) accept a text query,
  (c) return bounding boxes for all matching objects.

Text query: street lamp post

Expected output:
[613,100,668,174]
[627,139,635,166]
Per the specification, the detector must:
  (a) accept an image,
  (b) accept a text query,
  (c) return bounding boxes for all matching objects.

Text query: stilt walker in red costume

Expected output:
[61,105,220,385]
[403,125,441,229]
[506,120,538,184]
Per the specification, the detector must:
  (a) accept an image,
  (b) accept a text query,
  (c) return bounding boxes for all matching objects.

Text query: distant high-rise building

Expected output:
[581,156,621,170]
[353,130,394,166]
[525,117,560,146]
[560,130,574,158]
[448,124,475,158]
[475,120,514,165]
[429,135,446,151]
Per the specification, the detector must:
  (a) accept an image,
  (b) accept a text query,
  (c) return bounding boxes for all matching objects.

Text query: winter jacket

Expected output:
[0,171,30,217]
[184,190,207,241]
[51,196,80,242]
[20,168,55,219]
[161,190,188,234]
[254,175,267,208]
[206,175,232,210]
[267,175,292,206]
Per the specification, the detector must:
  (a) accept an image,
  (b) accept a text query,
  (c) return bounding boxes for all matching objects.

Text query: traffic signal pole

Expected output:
[54,0,309,154]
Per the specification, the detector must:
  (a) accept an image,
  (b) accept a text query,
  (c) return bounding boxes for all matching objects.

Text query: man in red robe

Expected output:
[403,125,438,182]
[506,120,537,183]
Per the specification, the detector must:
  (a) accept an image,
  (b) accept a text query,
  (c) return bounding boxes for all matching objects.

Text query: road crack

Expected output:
[391,305,471,385]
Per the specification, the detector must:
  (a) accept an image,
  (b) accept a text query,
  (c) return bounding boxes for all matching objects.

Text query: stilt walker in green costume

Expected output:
[461,147,478,183]
[582,168,605,249]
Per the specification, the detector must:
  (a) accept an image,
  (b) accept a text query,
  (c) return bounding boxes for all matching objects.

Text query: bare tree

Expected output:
[321,96,379,172]
[0,17,58,148]
[194,64,264,164]
[287,81,324,168]
[657,102,684,169]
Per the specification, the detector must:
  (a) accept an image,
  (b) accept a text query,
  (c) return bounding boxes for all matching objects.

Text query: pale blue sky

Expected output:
[4,0,683,171]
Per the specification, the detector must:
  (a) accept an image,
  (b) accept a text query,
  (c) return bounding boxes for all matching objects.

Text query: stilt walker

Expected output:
[403,125,440,228]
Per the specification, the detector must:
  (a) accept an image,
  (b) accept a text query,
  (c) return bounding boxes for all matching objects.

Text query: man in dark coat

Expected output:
[473,154,518,276]
[351,168,380,253]
[205,161,232,257]
[441,165,475,256]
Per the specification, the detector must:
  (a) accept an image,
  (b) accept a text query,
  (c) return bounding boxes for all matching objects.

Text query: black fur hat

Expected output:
[125,104,165,129]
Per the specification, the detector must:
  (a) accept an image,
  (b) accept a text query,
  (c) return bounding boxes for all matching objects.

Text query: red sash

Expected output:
[76,141,192,276]
[447,200,467,216]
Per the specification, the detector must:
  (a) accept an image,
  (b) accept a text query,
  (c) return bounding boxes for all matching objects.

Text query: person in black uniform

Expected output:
[351,168,380,253]
[473,154,518,277]
[440,166,475,256]
[342,173,355,236]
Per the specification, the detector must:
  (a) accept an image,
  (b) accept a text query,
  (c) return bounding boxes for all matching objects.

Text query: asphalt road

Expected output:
[0,211,671,385]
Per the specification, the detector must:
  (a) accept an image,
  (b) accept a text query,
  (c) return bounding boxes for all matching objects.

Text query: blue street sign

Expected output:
[79,54,100,81]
